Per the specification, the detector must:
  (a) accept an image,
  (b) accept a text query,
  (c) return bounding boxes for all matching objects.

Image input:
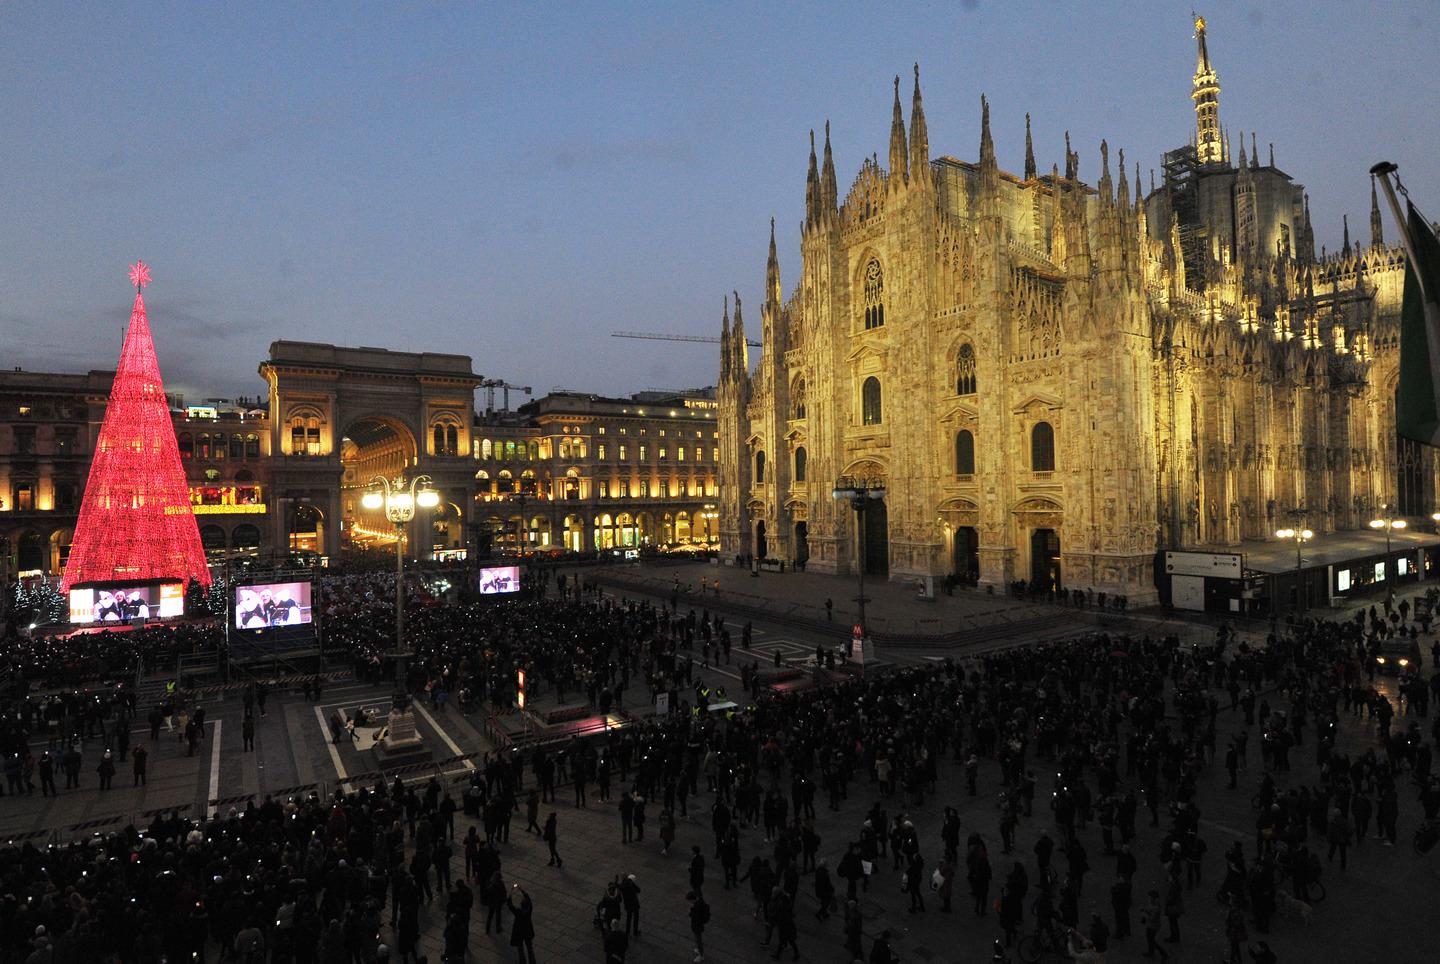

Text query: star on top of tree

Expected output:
[128,260,152,290]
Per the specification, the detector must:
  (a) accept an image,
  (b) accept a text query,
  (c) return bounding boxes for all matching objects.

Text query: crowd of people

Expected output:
[0,565,1438,962]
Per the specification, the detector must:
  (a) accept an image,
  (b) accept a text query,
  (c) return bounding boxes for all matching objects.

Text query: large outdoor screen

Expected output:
[235,581,313,629]
[478,565,521,595]
[69,583,184,624]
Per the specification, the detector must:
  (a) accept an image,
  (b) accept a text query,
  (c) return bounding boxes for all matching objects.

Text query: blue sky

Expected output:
[3,0,1437,403]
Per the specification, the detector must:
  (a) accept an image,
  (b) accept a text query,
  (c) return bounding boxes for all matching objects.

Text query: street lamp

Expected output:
[1369,503,1407,604]
[1274,525,1313,612]
[362,474,439,749]
[832,476,886,666]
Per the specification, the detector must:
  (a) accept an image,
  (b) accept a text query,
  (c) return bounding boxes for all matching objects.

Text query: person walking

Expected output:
[544,812,563,868]
[814,858,836,921]
[1141,889,1169,960]
[688,845,706,898]
[132,744,148,787]
[687,890,710,962]
[508,885,536,964]
[1163,875,1184,943]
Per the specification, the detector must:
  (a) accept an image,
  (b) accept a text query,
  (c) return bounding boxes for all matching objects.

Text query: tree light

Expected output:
[62,265,210,591]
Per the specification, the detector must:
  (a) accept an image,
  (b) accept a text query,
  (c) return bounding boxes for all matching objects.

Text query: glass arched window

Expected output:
[755,451,766,484]
[1031,421,1055,471]
[446,425,458,456]
[955,430,975,475]
[229,433,244,460]
[956,344,977,395]
[245,433,260,459]
[863,259,885,329]
[792,379,807,420]
[197,433,211,460]
[178,432,193,460]
[861,377,883,425]
[433,424,446,455]
[794,447,808,483]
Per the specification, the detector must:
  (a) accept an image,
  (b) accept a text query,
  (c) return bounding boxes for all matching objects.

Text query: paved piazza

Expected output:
[2,565,1434,964]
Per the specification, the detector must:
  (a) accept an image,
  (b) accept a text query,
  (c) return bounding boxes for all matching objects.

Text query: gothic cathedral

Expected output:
[718,17,1429,603]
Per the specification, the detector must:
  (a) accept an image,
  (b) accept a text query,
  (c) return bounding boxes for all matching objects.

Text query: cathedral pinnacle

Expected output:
[1063,130,1076,180]
[1191,13,1224,165]
[1024,113,1036,180]
[821,121,837,212]
[1117,148,1129,208]
[978,95,999,212]
[1371,175,1385,248]
[909,64,929,184]
[1342,214,1351,258]
[1250,131,1258,169]
[888,75,908,184]
[805,129,819,228]
[720,295,731,380]
[1099,139,1112,200]
[766,217,781,305]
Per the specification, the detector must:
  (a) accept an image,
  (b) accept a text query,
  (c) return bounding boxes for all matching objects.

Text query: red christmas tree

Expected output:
[62,262,211,590]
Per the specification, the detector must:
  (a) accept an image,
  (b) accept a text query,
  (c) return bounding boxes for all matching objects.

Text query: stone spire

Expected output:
[888,75,908,184]
[1301,194,1315,263]
[1117,148,1129,208]
[731,291,748,376]
[805,129,819,228]
[1269,143,1275,167]
[1024,113,1036,180]
[1236,136,1247,173]
[1342,214,1352,258]
[720,295,731,380]
[1098,139,1112,201]
[1250,132,1258,169]
[820,121,838,212]
[978,95,999,212]
[1191,15,1224,164]
[1063,130,1076,180]
[908,64,929,185]
[766,217,781,305]
[1371,174,1385,247]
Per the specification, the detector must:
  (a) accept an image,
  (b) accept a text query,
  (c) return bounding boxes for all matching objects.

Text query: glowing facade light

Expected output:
[62,264,211,591]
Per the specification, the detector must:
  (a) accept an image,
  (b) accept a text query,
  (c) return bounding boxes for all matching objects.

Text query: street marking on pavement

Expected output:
[412,702,475,770]
[208,720,223,807]
[314,705,348,781]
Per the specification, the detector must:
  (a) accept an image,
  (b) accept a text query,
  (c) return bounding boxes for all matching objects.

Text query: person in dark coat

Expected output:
[543,813,563,868]
[619,874,641,937]
[813,859,836,921]
[508,886,536,964]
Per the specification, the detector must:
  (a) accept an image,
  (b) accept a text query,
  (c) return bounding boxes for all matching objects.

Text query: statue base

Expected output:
[375,706,430,768]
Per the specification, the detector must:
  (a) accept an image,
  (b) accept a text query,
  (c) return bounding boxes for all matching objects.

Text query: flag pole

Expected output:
[1371,161,1428,301]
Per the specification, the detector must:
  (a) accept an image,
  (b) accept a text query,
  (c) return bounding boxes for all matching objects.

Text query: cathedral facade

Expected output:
[718,18,1430,602]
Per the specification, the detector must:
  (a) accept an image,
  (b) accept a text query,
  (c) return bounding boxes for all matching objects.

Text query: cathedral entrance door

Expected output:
[794,521,809,567]
[756,520,768,560]
[863,499,888,577]
[1030,528,1061,591]
[953,526,979,580]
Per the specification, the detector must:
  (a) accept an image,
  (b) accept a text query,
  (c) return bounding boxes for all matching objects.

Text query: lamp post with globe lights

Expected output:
[832,476,886,665]
[362,474,439,753]
[1369,503,1406,604]
[1274,524,1313,612]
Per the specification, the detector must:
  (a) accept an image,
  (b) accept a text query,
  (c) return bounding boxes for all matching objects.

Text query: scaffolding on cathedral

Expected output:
[61,262,211,592]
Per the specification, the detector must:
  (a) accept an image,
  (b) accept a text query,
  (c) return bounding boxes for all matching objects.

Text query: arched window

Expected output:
[956,344,977,395]
[755,451,766,484]
[245,433,260,459]
[955,430,975,475]
[197,433,211,460]
[794,447,808,483]
[229,434,244,460]
[1031,421,1055,471]
[433,424,445,455]
[178,432,193,460]
[446,425,458,456]
[861,376,883,425]
[792,379,807,420]
[481,438,493,460]
[863,259,885,329]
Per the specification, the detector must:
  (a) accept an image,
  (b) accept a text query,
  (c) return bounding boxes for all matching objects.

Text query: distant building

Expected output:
[719,17,1422,603]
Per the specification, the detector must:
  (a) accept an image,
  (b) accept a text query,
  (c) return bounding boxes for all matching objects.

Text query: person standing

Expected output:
[96,750,115,790]
[620,873,641,939]
[687,890,710,962]
[1141,889,1169,960]
[688,845,706,897]
[132,744,148,786]
[62,744,81,789]
[508,885,536,964]
[1163,874,1184,943]
[1110,874,1132,940]
[544,812,563,868]
[38,752,56,797]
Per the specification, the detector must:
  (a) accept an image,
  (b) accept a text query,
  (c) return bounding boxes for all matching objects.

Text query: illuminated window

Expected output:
[677,446,685,462]
[598,443,607,460]
[861,377,882,425]
[198,433,211,460]
[599,480,609,498]
[639,445,647,461]
[619,444,628,460]
[179,432,193,460]
[15,482,34,511]
[863,259,885,329]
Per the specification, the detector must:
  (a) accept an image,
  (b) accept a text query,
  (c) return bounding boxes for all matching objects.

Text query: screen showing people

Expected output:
[234,581,313,629]
[69,583,183,624]
[478,565,521,595]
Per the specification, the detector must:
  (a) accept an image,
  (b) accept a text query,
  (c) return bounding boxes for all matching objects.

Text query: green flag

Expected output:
[1397,202,1440,447]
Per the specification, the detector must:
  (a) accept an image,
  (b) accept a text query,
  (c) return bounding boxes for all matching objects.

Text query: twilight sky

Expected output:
[3,1,1437,405]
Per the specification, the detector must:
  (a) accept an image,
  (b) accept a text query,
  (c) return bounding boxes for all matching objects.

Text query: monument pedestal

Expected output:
[376,705,430,768]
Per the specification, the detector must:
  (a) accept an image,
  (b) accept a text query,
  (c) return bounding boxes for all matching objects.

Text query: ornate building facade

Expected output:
[719,17,1429,602]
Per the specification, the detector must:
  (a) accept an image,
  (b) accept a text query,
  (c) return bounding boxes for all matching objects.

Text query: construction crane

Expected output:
[613,330,759,347]
[479,378,531,412]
